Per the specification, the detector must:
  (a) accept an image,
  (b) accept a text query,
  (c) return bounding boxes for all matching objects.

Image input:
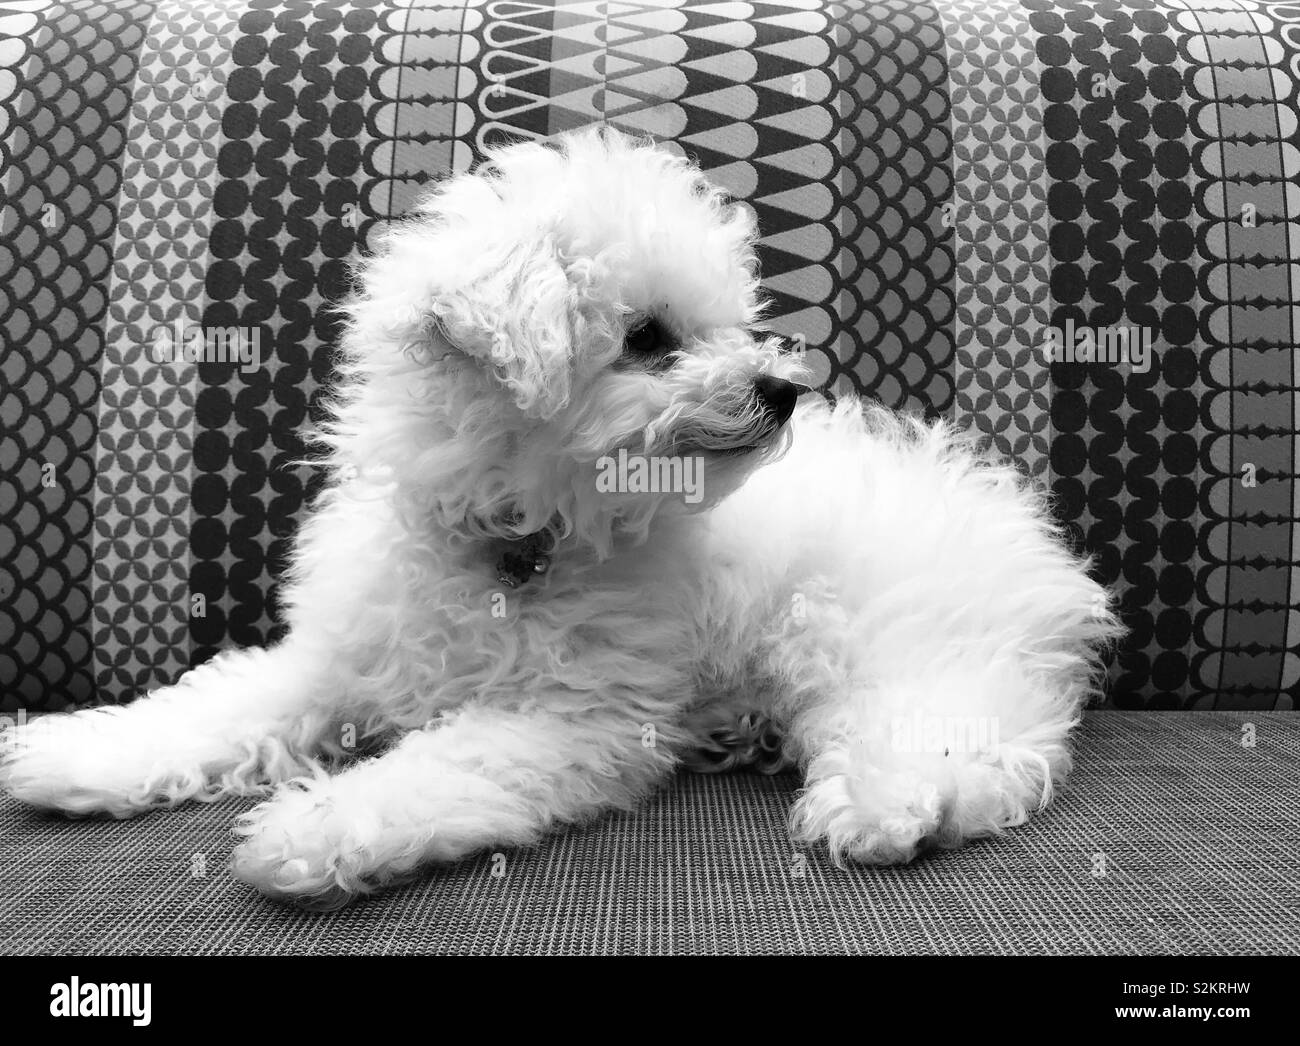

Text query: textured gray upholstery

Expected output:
[0,712,1296,955]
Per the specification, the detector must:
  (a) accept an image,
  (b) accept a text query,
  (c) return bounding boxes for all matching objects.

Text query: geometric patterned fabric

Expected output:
[2,0,1299,710]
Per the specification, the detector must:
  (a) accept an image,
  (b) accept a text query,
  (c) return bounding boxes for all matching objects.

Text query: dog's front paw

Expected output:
[0,711,184,818]
[230,777,384,910]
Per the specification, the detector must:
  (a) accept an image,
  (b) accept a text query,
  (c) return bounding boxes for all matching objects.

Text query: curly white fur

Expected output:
[1,127,1123,907]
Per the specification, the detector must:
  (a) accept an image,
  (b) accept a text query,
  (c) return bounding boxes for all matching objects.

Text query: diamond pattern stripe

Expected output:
[92,0,245,700]
[937,0,1054,481]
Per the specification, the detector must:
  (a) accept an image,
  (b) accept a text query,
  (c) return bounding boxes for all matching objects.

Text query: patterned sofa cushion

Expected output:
[1,0,1298,712]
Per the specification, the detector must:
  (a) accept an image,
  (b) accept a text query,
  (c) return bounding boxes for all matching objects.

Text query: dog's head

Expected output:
[337,125,809,554]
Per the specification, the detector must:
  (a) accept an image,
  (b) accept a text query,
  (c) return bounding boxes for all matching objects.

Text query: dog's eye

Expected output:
[624,317,673,362]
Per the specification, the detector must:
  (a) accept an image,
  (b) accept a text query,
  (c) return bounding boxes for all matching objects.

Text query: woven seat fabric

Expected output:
[0,712,1296,956]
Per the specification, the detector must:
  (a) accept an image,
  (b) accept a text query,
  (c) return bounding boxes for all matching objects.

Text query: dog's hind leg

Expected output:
[229,701,678,908]
[767,580,1113,865]
[783,658,1088,865]
[0,640,337,818]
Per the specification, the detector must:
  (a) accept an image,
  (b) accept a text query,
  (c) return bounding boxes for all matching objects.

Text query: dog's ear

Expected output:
[353,166,575,420]
[427,227,574,419]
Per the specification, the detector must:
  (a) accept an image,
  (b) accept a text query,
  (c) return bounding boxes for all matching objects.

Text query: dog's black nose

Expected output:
[753,375,799,425]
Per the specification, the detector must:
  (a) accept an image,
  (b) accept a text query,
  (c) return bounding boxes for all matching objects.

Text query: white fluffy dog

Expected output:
[1,127,1121,908]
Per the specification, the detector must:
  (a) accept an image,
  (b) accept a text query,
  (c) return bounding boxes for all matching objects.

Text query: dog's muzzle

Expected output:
[675,375,807,456]
[752,375,800,427]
